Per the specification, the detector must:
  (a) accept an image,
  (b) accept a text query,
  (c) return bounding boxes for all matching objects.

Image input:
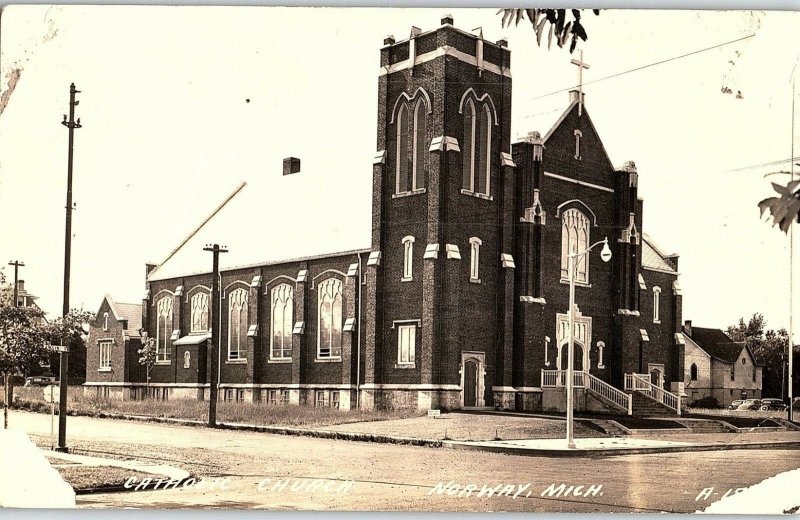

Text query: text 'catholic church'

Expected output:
[86,17,690,414]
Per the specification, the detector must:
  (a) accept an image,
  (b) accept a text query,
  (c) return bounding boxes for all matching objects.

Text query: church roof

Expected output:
[685,326,754,364]
[147,170,372,281]
[641,233,678,274]
[104,295,142,336]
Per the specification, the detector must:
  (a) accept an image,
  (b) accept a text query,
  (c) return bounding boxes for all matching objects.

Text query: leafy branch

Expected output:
[498,9,600,53]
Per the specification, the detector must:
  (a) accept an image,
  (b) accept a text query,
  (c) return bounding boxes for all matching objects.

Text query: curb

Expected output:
[442,440,800,458]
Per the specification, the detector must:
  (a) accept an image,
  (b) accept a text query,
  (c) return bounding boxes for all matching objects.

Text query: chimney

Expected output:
[441,14,453,25]
[569,89,584,104]
[496,38,508,48]
[283,157,301,176]
[683,320,692,337]
[383,34,395,46]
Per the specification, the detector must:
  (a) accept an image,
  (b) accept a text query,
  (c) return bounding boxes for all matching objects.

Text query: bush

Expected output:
[689,395,721,409]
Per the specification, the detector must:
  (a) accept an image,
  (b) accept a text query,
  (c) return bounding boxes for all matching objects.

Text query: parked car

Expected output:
[736,399,763,411]
[727,400,744,410]
[759,398,787,411]
[23,376,56,387]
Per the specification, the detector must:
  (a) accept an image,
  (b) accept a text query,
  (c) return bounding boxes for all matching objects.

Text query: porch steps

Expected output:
[631,392,678,416]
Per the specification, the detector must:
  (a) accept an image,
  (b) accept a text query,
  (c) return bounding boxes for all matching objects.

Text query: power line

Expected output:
[526,33,755,102]
[726,156,800,173]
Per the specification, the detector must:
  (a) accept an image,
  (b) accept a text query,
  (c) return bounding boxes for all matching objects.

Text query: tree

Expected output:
[759,179,800,233]
[45,309,94,384]
[727,313,796,399]
[498,9,599,53]
[0,296,50,428]
[138,332,156,393]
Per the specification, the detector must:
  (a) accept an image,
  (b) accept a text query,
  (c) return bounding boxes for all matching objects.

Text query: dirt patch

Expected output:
[54,465,163,493]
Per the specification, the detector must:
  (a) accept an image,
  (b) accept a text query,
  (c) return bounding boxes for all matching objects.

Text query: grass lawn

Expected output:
[12,388,424,428]
[322,412,605,441]
[53,465,161,492]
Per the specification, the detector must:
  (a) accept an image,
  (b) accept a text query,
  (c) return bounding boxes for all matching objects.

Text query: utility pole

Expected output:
[203,244,227,427]
[4,261,24,429]
[8,260,24,307]
[58,83,81,452]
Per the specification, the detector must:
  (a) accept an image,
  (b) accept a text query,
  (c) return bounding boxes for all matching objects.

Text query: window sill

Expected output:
[394,363,416,369]
[155,361,171,366]
[653,320,661,325]
[401,277,413,282]
[460,189,493,201]
[268,358,293,364]
[597,364,606,370]
[98,367,112,372]
[560,279,592,288]
[226,359,247,364]
[469,278,481,284]
[315,357,342,363]
[392,188,426,199]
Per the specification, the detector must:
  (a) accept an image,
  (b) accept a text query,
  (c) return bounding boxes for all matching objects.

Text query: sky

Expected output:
[0,6,799,336]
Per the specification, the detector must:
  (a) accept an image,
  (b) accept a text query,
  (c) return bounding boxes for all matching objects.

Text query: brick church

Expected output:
[85,17,687,414]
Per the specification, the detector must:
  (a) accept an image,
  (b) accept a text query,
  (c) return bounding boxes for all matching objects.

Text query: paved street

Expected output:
[9,410,800,512]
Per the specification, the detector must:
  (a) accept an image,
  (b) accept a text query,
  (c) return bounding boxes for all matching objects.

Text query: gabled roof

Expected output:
[103,295,142,335]
[685,326,754,364]
[147,172,372,281]
[641,233,678,274]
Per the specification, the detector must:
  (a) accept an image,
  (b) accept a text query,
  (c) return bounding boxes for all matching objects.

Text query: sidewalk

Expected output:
[45,449,190,482]
[445,431,800,457]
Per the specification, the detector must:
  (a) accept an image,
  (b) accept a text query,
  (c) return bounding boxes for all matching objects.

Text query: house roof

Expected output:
[686,326,749,363]
[641,233,678,274]
[104,295,142,335]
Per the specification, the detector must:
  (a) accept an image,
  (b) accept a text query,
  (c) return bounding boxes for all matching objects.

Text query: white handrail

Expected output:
[585,372,633,415]
[541,370,585,388]
[625,373,681,415]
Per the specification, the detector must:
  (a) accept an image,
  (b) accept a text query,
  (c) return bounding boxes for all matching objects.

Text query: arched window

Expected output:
[183,351,191,369]
[653,287,661,323]
[227,288,248,361]
[560,208,591,283]
[317,278,343,359]
[190,292,209,333]
[462,98,492,196]
[402,236,415,281]
[156,297,173,362]
[394,96,428,194]
[103,312,109,332]
[469,237,481,282]
[690,363,698,381]
[270,284,294,360]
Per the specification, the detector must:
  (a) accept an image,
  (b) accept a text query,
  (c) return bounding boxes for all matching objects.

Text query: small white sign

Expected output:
[427,409,441,418]
[43,385,60,403]
[53,345,69,353]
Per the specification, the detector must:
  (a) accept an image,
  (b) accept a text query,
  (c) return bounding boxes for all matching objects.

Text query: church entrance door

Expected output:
[463,360,478,407]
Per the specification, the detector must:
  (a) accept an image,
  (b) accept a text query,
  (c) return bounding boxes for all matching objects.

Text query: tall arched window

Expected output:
[270,284,294,360]
[103,312,109,331]
[560,208,591,283]
[317,278,343,359]
[156,297,173,362]
[653,287,662,323]
[190,292,209,333]
[227,288,248,361]
[469,237,481,282]
[394,96,428,194]
[462,98,492,196]
[402,236,415,281]
[690,363,698,381]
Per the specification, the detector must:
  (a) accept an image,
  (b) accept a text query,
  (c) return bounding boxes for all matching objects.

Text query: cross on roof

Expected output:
[570,50,590,117]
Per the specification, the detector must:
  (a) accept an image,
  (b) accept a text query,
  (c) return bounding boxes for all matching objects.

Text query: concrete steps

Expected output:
[675,418,736,433]
[587,419,630,436]
[631,392,678,416]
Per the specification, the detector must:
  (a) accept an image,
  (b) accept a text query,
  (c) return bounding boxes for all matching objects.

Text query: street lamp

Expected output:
[566,237,612,449]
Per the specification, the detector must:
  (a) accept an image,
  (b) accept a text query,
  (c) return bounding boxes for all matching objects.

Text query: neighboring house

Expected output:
[84,295,144,400]
[14,280,41,310]
[89,17,688,413]
[682,320,762,407]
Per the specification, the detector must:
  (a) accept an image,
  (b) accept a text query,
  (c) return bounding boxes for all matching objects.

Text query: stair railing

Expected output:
[625,373,681,415]
[585,372,633,415]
